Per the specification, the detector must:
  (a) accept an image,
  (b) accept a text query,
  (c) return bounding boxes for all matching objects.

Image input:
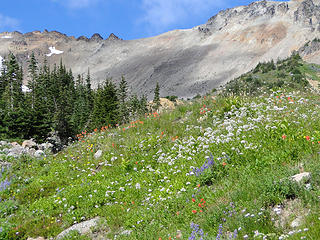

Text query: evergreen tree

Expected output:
[138,94,148,116]
[153,82,161,110]
[27,52,38,109]
[53,61,76,144]
[118,76,129,124]
[2,53,24,111]
[91,79,119,128]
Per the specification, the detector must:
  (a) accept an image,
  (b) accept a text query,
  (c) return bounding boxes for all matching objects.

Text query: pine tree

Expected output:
[153,82,161,110]
[27,52,38,109]
[2,53,24,111]
[53,61,76,144]
[91,79,119,128]
[1,53,30,139]
[118,76,129,124]
[138,94,148,116]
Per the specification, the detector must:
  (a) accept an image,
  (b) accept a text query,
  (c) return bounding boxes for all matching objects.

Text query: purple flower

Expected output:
[189,222,206,240]
[0,179,11,192]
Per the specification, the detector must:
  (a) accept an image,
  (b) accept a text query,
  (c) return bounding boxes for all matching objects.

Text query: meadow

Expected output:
[1,87,320,240]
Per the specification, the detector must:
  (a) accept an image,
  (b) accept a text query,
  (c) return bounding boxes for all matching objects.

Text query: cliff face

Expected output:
[1,0,320,98]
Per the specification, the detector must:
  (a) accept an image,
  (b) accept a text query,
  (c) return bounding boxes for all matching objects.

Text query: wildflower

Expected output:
[282,134,286,140]
[192,210,197,214]
[305,136,310,141]
[222,162,227,166]
[192,198,196,202]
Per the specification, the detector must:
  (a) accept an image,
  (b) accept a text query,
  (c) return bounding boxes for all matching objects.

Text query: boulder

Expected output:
[0,141,8,146]
[22,139,37,149]
[8,146,26,158]
[11,142,20,147]
[94,150,103,159]
[290,216,303,228]
[39,142,54,151]
[291,172,311,183]
[34,150,45,158]
[27,237,46,240]
[56,217,100,239]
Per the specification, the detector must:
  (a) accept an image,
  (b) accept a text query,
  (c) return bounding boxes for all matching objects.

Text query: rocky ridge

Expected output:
[2,0,320,98]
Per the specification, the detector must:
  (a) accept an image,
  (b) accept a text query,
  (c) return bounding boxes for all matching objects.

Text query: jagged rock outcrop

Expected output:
[1,0,320,98]
[90,33,103,42]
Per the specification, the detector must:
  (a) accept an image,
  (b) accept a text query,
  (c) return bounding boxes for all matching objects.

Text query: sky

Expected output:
[0,0,288,40]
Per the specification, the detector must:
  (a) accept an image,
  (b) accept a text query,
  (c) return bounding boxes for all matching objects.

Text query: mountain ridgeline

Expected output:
[2,0,320,98]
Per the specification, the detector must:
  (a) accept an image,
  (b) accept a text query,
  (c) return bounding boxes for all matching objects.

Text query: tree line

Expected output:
[0,53,156,144]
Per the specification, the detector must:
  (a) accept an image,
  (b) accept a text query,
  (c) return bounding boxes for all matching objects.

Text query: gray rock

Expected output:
[34,150,45,158]
[291,216,303,228]
[0,141,8,146]
[22,139,37,149]
[121,230,132,236]
[8,146,26,157]
[28,148,36,156]
[39,142,54,151]
[291,172,311,183]
[56,217,100,239]
[94,150,103,159]
[1,148,9,154]
[11,142,20,147]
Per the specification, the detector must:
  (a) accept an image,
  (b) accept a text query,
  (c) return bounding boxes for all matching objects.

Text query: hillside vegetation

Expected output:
[1,55,320,239]
[225,54,320,95]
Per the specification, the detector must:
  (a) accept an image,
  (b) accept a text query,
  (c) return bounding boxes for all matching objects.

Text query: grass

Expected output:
[0,89,320,239]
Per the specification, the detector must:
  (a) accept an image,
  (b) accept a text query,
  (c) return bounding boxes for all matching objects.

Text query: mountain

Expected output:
[1,0,320,98]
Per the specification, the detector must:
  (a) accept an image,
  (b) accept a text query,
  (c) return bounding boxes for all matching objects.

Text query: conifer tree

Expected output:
[138,94,148,116]
[27,52,38,109]
[91,79,119,128]
[118,76,129,124]
[153,82,161,110]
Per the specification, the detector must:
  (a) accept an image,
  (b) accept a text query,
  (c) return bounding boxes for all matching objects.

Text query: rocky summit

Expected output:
[1,0,320,98]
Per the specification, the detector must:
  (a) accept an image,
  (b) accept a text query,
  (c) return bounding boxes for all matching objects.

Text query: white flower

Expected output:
[135,183,141,189]
[119,187,125,191]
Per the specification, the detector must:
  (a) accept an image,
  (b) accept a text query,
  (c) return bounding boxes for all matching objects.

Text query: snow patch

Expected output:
[46,46,64,57]
[22,85,32,93]
[1,35,12,39]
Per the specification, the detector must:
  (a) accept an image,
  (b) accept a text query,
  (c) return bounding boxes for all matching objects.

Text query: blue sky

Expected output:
[0,0,287,40]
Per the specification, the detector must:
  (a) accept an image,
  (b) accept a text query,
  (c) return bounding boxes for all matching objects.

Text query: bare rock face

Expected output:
[2,1,320,98]
[90,33,103,42]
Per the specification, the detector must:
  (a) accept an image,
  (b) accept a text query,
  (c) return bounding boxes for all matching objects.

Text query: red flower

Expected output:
[282,134,286,140]
[192,198,196,202]
[305,136,311,141]
[192,210,197,214]
[222,162,227,166]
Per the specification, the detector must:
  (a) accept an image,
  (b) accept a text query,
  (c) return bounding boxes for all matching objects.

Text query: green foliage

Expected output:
[0,54,148,143]
[1,90,320,239]
[165,95,178,102]
[153,82,160,110]
[91,79,119,128]
[224,53,315,96]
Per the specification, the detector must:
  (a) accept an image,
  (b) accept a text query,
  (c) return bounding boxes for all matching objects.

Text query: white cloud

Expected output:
[0,14,19,31]
[140,0,225,34]
[51,0,101,9]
